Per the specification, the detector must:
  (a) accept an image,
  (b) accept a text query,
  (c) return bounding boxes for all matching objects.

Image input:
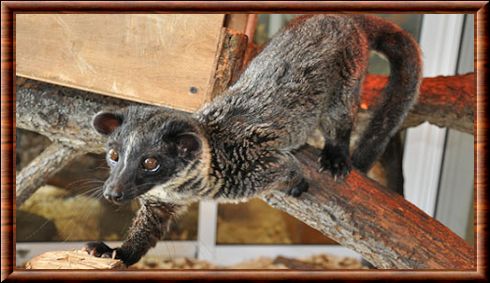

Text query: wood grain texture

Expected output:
[16,14,225,112]
[26,250,125,270]
[476,4,488,277]
[4,269,487,281]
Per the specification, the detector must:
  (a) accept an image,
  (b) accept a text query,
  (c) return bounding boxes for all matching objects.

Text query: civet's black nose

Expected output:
[103,190,124,204]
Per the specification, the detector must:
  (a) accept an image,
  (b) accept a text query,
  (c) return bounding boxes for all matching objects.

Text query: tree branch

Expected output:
[15,75,475,269]
[16,77,131,152]
[362,73,474,134]
[16,142,84,207]
[262,146,474,269]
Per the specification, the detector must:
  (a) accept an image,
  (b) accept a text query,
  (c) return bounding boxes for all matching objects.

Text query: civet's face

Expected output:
[92,106,202,204]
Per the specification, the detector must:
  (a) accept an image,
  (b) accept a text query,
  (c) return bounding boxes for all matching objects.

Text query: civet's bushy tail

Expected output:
[351,15,422,172]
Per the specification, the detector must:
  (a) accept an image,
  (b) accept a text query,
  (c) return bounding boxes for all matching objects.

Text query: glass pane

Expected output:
[16,129,198,242]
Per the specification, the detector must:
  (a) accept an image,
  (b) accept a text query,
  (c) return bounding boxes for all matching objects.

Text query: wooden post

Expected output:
[207,28,248,101]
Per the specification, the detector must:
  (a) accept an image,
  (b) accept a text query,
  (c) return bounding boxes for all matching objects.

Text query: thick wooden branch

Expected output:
[16,77,131,152]
[362,73,475,134]
[16,73,474,150]
[16,142,84,207]
[261,147,474,269]
[15,76,475,269]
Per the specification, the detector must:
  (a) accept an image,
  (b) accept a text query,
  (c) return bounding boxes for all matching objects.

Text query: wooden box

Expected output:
[16,14,250,112]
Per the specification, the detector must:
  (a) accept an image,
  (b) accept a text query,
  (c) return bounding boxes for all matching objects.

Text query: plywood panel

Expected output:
[16,14,225,112]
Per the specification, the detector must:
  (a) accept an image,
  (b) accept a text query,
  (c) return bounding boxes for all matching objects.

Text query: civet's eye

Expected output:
[108,149,119,162]
[143,157,160,172]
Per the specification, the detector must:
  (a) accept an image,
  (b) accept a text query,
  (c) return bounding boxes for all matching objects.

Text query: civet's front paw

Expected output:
[84,241,117,259]
[287,178,309,198]
[319,145,352,181]
[84,241,137,266]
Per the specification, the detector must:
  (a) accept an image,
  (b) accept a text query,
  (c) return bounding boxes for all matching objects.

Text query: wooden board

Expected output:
[16,14,226,112]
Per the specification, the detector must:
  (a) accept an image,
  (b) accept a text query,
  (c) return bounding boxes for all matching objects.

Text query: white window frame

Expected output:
[403,14,465,216]
[17,14,469,267]
[434,14,474,240]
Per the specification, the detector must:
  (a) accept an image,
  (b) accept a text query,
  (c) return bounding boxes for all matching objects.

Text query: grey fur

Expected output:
[87,14,422,265]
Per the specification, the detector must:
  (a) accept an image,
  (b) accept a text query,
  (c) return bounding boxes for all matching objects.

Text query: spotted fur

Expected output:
[87,14,422,265]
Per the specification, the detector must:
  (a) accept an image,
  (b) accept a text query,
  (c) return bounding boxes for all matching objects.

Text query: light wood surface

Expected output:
[26,250,125,269]
[16,14,226,111]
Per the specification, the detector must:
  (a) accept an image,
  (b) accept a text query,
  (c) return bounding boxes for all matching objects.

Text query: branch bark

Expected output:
[261,146,474,269]
[16,73,474,150]
[16,77,131,152]
[16,142,84,207]
[207,28,248,101]
[15,75,475,269]
[361,73,475,134]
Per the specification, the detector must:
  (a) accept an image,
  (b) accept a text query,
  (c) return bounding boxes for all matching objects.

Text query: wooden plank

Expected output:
[16,14,225,112]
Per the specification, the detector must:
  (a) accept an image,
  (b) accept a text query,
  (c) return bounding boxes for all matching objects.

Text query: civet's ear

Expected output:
[92,111,124,136]
[176,133,202,160]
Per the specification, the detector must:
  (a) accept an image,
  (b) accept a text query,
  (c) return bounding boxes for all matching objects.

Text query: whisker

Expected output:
[74,188,103,198]
[66,178,105,190]
[66,177,104,184]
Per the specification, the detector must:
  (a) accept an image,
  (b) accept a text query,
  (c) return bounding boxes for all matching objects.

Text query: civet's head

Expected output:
[92,106,206,204]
